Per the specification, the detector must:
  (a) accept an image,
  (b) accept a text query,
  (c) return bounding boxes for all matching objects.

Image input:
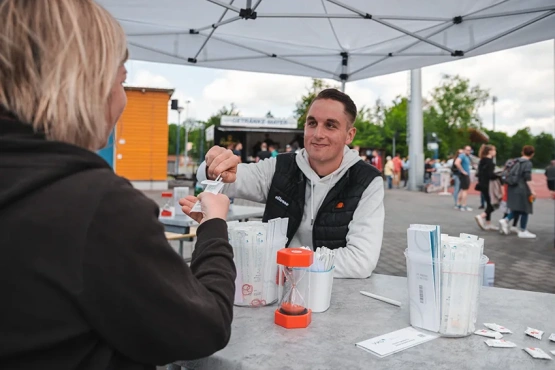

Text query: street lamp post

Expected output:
[492,96,498,131]
[175,106,184,174]
[183,100,191,174]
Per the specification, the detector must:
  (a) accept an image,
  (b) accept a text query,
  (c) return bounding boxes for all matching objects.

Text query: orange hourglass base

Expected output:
[275,307,312,329]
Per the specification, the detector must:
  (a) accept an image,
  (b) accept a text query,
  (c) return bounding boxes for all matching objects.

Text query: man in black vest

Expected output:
[196,89,384,278]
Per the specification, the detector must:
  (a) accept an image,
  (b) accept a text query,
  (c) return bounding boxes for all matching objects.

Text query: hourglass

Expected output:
[275,248,313,329]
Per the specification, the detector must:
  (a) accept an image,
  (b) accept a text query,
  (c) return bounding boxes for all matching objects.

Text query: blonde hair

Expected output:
[0,0,127,150]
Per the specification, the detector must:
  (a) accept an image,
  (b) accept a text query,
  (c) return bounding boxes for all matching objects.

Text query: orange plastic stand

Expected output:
[275,308,312,329]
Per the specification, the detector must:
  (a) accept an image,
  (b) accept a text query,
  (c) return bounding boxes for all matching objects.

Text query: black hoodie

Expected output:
[0,118,236,369]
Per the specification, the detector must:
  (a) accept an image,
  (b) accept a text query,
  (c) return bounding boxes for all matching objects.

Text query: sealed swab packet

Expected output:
[484,339,516,348]
[190,179,225,213]
[523,347,552,360]
[474,329,503,339]
[549,333,555,342]
[484,323,512,334]
[525,327,543,340]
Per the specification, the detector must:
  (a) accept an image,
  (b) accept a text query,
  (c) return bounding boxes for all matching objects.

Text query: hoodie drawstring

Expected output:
[311,173,334,226]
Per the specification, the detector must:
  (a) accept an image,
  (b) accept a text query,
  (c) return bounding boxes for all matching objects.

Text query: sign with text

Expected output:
[220,116,297,129]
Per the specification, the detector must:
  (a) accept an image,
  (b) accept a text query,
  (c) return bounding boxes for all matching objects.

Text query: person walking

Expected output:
[499,145,537,238]
[392,153,403,189]
[451,150,462,208]
[384,156,394,189]
[474,145,499,231]
[545,160,555,193]
[454,146,473,211]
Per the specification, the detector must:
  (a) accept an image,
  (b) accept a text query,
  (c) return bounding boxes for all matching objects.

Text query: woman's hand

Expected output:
[179,193,230,224]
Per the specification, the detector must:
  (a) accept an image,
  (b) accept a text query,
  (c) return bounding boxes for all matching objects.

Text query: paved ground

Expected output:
[145,185,555,294]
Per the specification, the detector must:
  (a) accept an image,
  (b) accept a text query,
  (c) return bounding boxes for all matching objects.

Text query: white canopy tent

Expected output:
[100,0,555,189]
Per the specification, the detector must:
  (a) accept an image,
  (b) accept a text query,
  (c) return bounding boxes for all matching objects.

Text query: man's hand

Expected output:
[205,146,240,183]
[179,193,230,224]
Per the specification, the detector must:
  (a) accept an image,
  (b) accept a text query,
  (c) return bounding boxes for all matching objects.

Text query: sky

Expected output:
[125,40,555,136]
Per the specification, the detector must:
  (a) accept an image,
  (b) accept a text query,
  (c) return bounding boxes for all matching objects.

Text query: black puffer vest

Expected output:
[262,153,380,249]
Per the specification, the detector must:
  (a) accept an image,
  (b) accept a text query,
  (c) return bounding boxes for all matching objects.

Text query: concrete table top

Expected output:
[177,274,555,370]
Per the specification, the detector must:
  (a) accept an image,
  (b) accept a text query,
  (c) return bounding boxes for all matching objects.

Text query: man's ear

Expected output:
[345,126,356,145]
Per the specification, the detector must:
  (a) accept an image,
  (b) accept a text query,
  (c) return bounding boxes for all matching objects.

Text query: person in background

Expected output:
[403,156,410,187]
[256,142,271,162]
[545,160,555,194]
[474,145,499,231]
[269,144,279,158]
[285,144,292,153]
[451,150,462,209]
[371,149,383,172]
[392,153,403,189]
[384,156,394,189]
[454,145,473,211]
[232,142,243,162]
[476,144,486,210]
[0,1,236,368]
[424,158,436,183]
[501,158,521,234]
[499,145,537,238]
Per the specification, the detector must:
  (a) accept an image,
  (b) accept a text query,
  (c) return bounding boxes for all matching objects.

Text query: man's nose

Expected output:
[314,124,325,138]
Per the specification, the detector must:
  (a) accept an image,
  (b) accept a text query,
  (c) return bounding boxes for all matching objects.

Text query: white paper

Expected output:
[356,327,438,358]
[549,333,555,342]
[191,181,225,213]
[551,350,555,356]
[484,323,512,334]
[523,347,552,360]
[525,327,543,340]
[484,339,516,348]
[474,329,503,339]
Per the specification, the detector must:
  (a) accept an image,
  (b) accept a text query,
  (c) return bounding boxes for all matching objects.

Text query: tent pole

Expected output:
[408,68,424,191]
[341,80,346,92]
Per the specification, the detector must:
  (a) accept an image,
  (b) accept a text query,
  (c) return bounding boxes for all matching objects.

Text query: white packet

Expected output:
[551,350,555,356]
[523,347,552,360]
[484,323,512,334]
[525,327,543,340]
[474,329,503,339]
[484,339,516,348]
[549,333,555,342]
[191,180,225,213]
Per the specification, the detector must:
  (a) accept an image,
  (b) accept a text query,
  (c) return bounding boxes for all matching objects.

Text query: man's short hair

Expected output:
[312,88,357,127]
[522,145,535,156]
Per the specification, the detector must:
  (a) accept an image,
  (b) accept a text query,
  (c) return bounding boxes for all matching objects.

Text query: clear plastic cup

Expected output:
[405,249,489,337]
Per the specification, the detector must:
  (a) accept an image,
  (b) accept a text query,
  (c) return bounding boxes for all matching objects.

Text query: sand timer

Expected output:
[275,248,313,329]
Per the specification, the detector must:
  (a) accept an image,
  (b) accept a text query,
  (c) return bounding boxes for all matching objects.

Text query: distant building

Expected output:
[97,86,174,190]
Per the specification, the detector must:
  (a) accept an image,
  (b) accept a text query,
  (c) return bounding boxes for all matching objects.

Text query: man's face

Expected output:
[464,146,472,155]
[304,99,356,166]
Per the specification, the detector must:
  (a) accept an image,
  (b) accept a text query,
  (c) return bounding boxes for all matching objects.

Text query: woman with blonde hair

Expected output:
[0,1,236,368]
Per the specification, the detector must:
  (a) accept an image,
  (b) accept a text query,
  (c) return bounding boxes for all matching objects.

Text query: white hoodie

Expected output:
[197,146,385,278]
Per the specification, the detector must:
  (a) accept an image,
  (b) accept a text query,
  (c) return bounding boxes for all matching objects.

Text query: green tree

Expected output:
[428,75,490,155]
[533,132,555,168]
[351,106,383,149]
[509,127,534,159]
[382,97,408,156]
[205,103,240,128]
[294,78,336,128]
[483,129,512,165]
[265,111,274,118]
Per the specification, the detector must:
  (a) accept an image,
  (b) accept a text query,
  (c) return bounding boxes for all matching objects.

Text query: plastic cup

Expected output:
[306,267,335,313]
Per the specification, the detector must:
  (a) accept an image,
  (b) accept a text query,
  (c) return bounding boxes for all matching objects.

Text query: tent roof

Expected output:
[101,0,555,82]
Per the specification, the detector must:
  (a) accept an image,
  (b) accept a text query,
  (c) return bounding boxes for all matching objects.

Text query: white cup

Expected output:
[306,267,334,313]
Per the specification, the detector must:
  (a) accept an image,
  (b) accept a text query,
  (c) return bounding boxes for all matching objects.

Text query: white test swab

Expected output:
[359,291,402,307]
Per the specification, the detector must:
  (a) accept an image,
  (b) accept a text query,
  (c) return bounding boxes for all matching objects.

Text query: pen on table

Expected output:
[359,291,402,307]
